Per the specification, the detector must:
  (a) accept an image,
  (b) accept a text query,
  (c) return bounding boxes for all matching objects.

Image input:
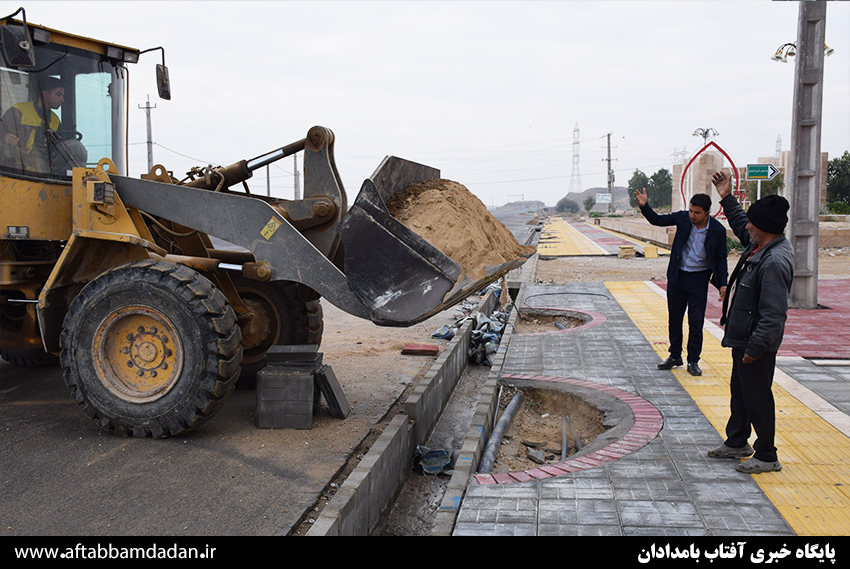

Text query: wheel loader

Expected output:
[0,9,531,437]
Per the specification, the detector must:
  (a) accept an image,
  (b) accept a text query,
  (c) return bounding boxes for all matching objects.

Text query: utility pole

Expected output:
[294,153,301,200]
[603,133,616,213]
[138,95,156,173]
[788,1,827,309]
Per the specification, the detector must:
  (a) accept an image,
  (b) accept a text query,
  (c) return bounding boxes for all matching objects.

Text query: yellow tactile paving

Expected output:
[583,222,671,255]
[536,218,608,256]
[605,280,850,537]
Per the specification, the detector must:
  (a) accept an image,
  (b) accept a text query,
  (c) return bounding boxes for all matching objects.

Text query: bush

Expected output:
[727,235,743,252]
[826,202,850,215]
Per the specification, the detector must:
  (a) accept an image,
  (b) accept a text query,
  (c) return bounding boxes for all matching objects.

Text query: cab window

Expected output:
[0,39,125,180]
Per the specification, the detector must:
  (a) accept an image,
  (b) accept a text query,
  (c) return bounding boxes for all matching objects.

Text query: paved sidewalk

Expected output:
[537,219,669,257]
[452,279,850,537]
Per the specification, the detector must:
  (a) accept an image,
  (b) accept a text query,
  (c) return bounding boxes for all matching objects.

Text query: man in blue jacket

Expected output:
[636,188,728,376]
[707,172,793,474]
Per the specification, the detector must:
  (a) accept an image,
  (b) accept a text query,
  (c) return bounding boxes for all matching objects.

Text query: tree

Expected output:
[556,197,580,213]
[648,169,672,208]
[584,195,595,212]
[628,168,671,209]
[628,170,649,208]
[827,150,850,204]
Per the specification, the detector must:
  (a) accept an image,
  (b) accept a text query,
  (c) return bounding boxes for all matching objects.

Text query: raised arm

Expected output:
[712,172,751,248]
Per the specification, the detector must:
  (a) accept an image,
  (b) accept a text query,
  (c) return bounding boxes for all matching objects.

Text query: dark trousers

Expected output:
[724,347,778,462]
[666,269,711,363]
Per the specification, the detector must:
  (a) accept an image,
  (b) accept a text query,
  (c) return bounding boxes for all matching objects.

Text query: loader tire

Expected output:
[0,347,56,368]
[60,260,242,438]
[231,277,323,381]
[0,296,57,367]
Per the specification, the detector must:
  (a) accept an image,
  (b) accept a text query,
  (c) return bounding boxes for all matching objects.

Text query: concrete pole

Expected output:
[294,153,301,200]
[606,133,613,214]
[139,95,156,173]
[787,1,826,309]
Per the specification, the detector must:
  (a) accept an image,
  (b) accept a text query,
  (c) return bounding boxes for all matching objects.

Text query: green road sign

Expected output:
[746,163,779,181]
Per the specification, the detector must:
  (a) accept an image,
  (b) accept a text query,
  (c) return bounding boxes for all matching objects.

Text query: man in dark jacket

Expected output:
[707,172,794,474]
[636,188,728,376]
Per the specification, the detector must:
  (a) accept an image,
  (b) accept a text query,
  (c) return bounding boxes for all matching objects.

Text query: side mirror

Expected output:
[156,63,171,100]
[0,24,35,67]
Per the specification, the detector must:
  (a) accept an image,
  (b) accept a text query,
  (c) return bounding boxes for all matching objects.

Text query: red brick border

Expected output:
[473,374,663,484]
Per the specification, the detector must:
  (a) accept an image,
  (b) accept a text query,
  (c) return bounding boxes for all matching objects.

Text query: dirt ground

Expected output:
[489,384,606,473]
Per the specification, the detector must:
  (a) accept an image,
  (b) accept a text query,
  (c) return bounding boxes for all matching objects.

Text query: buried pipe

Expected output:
[570,416,582,452]
[478,393,524,474]
[561,415,569,459]
[562,415,582,456]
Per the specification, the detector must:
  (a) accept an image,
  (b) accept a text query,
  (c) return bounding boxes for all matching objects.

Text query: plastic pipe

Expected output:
[562,415,569,459]
[570,418,582,452]
[478,393,523,474]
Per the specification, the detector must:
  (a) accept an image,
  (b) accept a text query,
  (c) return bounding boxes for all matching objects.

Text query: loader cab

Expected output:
[0,17,135,181]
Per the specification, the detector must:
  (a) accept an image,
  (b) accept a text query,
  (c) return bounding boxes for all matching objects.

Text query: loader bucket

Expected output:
[339,156,528,326]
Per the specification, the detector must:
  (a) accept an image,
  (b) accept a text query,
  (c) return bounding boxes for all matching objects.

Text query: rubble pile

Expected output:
[431,283,512,367]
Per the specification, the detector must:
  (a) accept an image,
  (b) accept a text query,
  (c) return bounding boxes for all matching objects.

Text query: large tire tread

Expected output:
[230,278,324,382]
[60,260,242,438]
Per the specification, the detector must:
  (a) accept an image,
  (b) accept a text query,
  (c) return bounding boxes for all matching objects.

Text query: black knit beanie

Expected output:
[747,194,789,234]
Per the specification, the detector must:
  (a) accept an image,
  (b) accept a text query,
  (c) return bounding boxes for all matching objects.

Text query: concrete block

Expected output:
[255,345,322,430]
[314,365,350,419]
[265,344,322,366]
[255,367,314,429]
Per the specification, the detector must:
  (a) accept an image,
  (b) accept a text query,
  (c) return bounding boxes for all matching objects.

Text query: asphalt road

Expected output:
[1,357,339,536]
[0,292,454,539]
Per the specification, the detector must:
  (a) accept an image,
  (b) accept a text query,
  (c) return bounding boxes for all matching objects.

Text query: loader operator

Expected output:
[0,76,64,173]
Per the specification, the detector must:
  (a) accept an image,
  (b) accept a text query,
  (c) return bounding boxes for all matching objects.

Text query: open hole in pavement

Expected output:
[514,307,605,335]
[492,385,607,473]
[477,375,662,483]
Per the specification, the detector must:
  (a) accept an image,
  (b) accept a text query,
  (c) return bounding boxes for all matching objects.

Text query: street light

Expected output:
[693,128,719,147]
[771,42,796,62]
[771,42,834,63]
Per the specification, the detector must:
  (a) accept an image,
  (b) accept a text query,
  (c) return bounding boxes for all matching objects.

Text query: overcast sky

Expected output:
[24,0,850,208]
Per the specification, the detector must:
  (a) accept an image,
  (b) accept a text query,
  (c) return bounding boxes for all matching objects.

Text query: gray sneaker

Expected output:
[736,457,782,474]
[707,443,754,459]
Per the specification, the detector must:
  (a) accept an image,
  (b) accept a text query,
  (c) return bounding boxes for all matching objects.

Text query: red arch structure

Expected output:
[680,141,742,219]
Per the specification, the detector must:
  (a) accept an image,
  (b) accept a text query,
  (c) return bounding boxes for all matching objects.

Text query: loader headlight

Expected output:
[31,28,50,44]
[106,46,140,64]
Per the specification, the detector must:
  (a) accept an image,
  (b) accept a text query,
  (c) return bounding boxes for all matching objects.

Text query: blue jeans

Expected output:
[667,269,711,363]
